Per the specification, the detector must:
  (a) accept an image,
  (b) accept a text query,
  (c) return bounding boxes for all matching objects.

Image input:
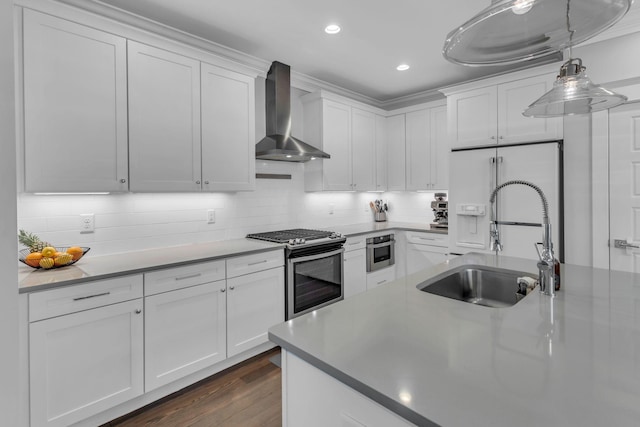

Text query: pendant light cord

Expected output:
[566,0,574,60]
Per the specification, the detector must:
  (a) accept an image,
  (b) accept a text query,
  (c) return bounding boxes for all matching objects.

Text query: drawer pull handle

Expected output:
[229,286,235,290]
[348,241,362,245]
[135,309,142,314]
[175,273,202,281]
[418,237,436,241]
[220,288,226,293]
[377,280,387,285]
[248,260,268,266]
[73,292,110,301]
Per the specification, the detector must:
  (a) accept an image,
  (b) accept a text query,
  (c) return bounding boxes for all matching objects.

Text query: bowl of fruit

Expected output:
[18,230,90,270]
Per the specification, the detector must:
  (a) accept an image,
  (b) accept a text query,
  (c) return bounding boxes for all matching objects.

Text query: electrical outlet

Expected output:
[207,209,216,224]
[80,213,95,233]
[329,204,334,215]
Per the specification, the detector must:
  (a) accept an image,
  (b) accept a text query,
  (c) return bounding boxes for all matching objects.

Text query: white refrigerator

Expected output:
[448,140,564,262]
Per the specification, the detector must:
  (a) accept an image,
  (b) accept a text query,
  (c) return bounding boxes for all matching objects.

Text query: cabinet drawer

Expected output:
[344,236,366,251]
[29,274,143,322]
[366,266,396,291]
[405,231,449,247]
[144,260,225,296]
[226,250,283,278]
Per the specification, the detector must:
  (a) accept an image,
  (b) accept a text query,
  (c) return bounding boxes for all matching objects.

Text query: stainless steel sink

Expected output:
[417,265,538,308]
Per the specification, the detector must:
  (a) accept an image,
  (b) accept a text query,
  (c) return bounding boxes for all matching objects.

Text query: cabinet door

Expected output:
[128,41,201,192]
[351,108,376,191]
[344,249,366,298]
[497,75,563,143]
[29,299,143,427]
[405,109,430,191]
[227,267,284,357]
[366,266,396,290]
[386,114,406,191]
[201,63,256,191]
[430,105,449,190]
[375,115,388,191]
[406,244,448,276]
[22,10,128,192]
[448,86,498,148]
[145,281,227,391]
[322,100,352,191]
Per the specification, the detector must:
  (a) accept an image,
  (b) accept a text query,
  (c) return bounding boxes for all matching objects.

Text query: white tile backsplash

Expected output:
[17,160,442,256]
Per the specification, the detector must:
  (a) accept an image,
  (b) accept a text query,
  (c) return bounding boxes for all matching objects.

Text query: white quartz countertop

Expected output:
[18,221,442,293]
[18,238,283,293]
[269,253,640,426]
[329,221,447,237]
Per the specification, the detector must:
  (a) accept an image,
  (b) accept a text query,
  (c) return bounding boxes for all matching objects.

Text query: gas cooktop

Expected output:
[246,228,345,247]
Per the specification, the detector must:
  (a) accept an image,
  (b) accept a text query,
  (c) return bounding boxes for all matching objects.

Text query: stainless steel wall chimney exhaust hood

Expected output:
[255,61,330,162]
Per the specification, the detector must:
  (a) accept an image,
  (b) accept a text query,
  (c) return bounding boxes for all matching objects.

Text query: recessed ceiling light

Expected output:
[396,64,410,71]
[325,24,341,34]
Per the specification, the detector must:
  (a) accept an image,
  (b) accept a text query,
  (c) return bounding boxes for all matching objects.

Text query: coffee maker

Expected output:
[430,193,448,229]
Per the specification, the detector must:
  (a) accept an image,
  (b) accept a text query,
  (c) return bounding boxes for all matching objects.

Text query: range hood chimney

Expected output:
[255,61,330,162]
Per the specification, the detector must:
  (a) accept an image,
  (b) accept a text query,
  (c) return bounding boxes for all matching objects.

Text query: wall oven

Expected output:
[366,233,395,272]
[246,229,346,320]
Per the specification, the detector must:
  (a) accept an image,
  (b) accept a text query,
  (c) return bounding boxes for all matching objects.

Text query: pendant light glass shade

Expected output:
[523,58,628,117]
[443,0,632,66]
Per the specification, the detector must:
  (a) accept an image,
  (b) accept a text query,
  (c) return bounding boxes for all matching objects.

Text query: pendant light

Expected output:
[523,58,628,117]
[442,0,632,66]
[523,0,628,117]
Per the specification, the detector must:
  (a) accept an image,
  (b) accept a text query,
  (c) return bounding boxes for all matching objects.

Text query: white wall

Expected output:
[17,164,437,256]
[1,0,19,425]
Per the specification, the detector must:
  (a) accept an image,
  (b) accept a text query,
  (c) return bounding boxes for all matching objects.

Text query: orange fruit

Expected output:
[66,246,83,261]
[41,246,56,258]
[25,252,42,267]
[53,251,64,258]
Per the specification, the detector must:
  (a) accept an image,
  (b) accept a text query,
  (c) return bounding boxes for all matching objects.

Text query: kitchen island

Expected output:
[269,253,640,426]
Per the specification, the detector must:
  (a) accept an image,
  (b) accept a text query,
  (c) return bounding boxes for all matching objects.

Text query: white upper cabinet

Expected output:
[351,108,376,191]
[496,75,562,144]
[321,99,352,191]
[386,114,406,191]
[22,10,128,192]
[392,102,448,192]
[375,115,388,191]
[201,63,255,191]
[303,92,381,192]
[405,109,430,191]
[445,70,563,148]
[430,105,449,190]
[128,41,202,192]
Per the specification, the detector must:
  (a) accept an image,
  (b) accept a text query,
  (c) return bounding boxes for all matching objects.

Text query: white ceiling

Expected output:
[93,0,634,104]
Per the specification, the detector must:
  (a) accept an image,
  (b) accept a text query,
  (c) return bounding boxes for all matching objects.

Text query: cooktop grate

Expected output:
[246,228,334,243]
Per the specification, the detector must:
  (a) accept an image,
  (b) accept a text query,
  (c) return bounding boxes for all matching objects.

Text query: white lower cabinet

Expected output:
[405,232,449,276]
[29,298,143,427]
[344,236,367,299]
[283,350,415,427]
[227,266,284,357]
[366,266,396,291]
[144,281,227,391]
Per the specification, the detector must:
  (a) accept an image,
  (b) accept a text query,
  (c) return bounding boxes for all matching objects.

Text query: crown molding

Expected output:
[578,3,640,47]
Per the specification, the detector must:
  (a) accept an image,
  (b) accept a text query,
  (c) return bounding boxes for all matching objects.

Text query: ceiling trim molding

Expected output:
[578,3,640,47]
[45,0,271,75]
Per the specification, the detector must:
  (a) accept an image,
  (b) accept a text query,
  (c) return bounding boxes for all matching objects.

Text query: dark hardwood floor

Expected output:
[102,348,282,427]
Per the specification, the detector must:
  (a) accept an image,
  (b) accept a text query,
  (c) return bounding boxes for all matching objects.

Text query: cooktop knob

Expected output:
[288,239,296,245]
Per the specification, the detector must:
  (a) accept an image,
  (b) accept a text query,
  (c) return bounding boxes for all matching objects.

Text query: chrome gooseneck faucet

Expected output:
[489,180,556,296]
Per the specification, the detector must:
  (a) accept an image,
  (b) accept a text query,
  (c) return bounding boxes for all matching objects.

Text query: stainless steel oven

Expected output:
[246,229,346,320]
[286,244,344,319]
[366,234,395,272]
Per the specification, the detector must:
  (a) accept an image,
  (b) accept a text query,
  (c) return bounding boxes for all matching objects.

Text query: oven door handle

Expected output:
[289,247,345,264]
[367,242,395,249]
